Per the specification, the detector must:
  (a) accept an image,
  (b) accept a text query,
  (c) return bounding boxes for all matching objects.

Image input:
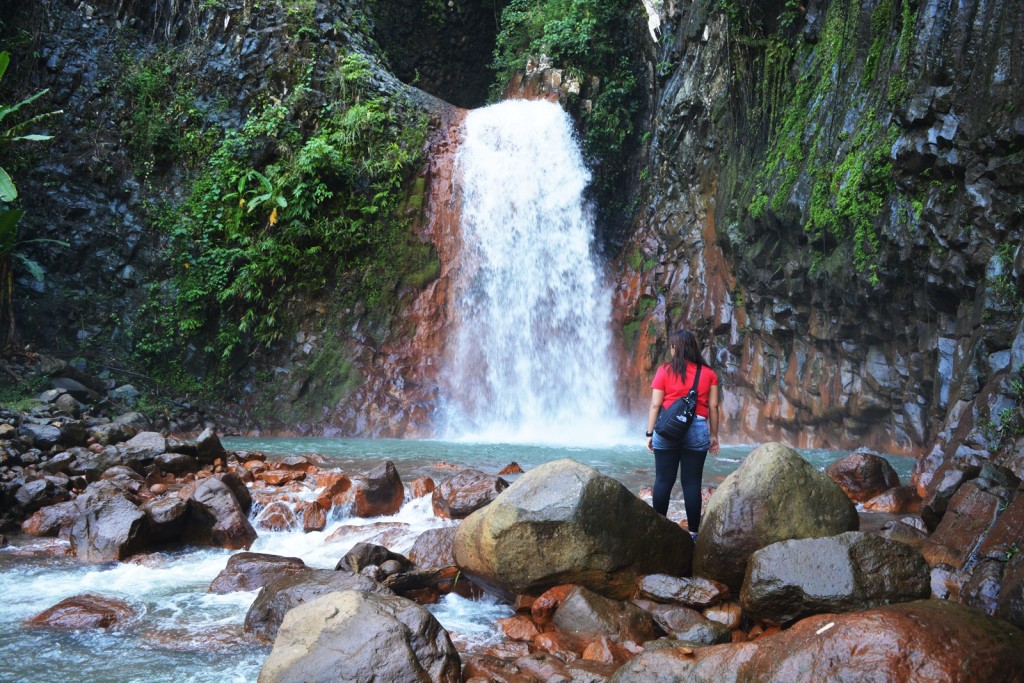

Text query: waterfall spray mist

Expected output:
[443,99,629,445]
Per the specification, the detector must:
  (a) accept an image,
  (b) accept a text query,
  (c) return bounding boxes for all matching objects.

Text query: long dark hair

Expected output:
[667,329,706,378]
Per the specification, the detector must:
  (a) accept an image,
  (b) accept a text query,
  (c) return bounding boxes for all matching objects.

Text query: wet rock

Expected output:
[740,532,930,624]
[612,601,1024,682]
[432,468,509,519]
[18,423,61,451]
[208,552,309,594]
[824,451,902,503]
[352,460,405,517]
[154,451,200,475]
[14,478,70,513]
[54,392,83,417]
[997,552,1024,629]
[336,541,413,574]
[455,459,691,600]
[256,501,298,531]
[863,485,921,513]
[922,479,1011,569]
[258,590,460,683]
[22,500,77,537]
[637,574,730,609]
[643,602,731,644]
[215,472,252,515]
[57,420,88,447]
[553,586,656,645]
[962,559,1005,615]
[68,446,123,482]
[703,600,743,630]
[497,614,540,641]
[88,421,136,446]
[516,651,572,682]
[531,584,577,629]
[920,455,981,530]
[195,427,225,464]
[314,472,352,511]
[109,384,140,405]
[183,476,257,550]
[409,526,458,568]
[297,500,326,532]
[40,451,75,474]
[49,377,98,401]
[694,443,858,591]
[143,496,189,540]
[69,480,148,562]
[876,517,929,551]
[409,476,435,498]
[119,431,168,464]
[244,569,392,642]
[25,594,135,631]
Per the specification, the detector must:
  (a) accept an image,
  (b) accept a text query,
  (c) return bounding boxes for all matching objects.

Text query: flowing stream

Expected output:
[443,99,628,445]
[0,438,915,682]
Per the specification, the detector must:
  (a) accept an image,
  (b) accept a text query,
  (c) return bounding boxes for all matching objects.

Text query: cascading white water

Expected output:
[444,99,629,445]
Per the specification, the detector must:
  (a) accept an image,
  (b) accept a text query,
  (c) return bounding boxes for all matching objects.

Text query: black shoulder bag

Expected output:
[654,365,702,442]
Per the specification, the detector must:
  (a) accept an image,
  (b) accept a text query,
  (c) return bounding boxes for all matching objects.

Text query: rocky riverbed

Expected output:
[3,356,1024,682]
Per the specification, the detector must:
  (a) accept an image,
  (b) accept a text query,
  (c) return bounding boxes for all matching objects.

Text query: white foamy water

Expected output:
[443,99,630,446]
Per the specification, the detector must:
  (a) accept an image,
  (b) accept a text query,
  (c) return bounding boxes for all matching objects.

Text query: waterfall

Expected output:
[443,99,629,445]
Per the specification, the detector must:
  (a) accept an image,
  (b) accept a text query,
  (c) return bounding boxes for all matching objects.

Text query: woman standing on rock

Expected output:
[645,329,720,535]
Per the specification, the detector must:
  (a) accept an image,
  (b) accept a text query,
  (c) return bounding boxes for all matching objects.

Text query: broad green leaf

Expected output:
[0,167,16,202]
[0,51,8,82]
[11,134,52,142]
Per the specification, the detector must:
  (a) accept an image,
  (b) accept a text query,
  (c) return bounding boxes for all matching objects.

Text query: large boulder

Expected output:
[352,461,405,517]
[693,442,858,591]
[257,590,461,683]
[608,601,1024,682]
[18,423,61,451]
[431,469,509,519]
[119,431,168,464]
[454,459,692,600]
[244,568,392,642]
[184,476,257,549]
[921,478,1014,569]
[68,481,148,562]
[14,478,70,513]
[209,552,310,594]
[823,451,901,503]
[740,531,930,624]
[409,526,458,568]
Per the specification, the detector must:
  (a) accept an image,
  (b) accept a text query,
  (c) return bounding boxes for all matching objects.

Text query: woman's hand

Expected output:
[647,436,654,453]
[710,436,720,456]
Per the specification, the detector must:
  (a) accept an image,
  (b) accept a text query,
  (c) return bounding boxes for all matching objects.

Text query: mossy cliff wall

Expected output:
[618,0,1024,484]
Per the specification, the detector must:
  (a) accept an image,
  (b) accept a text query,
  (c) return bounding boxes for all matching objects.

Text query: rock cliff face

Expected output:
[615,0,1024,485]
[3,0,1022,484]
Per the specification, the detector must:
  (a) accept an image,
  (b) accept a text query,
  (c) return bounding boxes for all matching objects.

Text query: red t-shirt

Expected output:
[651,363,718,418]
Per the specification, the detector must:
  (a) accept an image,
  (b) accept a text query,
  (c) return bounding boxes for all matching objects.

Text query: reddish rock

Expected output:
[862,485,921,513]
[824,452,902,503]
[408,526,458,568]
[410,476,435,498]
[22,501,77,538]
[149,483,168,495]
[209,552,309,594]
[516,651,572,681]
[25,594,136,630]
[431,468,509,520]
[299,501,327,532]
[498,615,540,641]
[514,594,536,613]
[552,586,656,645]
[670,601,1024,682]
[243,459,268,474]
[498,462,524,475]
[274,455,315,472]
[977,489,1024,561]
[532,631,583,662]
[315,473,353,511]
[922,480,1004,569]
[998,552,1024,629]
[532,585,578,628]
[352,461,404,517]
[704,600,743,630]
[256,502,298,532]
[184,476,257,550]
[256,470,306,486]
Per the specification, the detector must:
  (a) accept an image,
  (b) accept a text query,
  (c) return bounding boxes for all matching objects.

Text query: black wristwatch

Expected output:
[645,431,653,438]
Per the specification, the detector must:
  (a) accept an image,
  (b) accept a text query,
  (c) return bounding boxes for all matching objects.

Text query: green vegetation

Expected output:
[0,50,65,346]
[721,0,918,286]
[491,0,642,219]
[990,242,1023,311]
[130,49,429,390]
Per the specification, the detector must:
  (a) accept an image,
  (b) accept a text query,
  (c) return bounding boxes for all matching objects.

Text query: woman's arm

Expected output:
[647,389,664,453]
[708,384,720,455]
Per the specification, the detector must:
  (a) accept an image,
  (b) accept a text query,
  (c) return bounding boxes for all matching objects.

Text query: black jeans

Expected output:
[652,447,708,532]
